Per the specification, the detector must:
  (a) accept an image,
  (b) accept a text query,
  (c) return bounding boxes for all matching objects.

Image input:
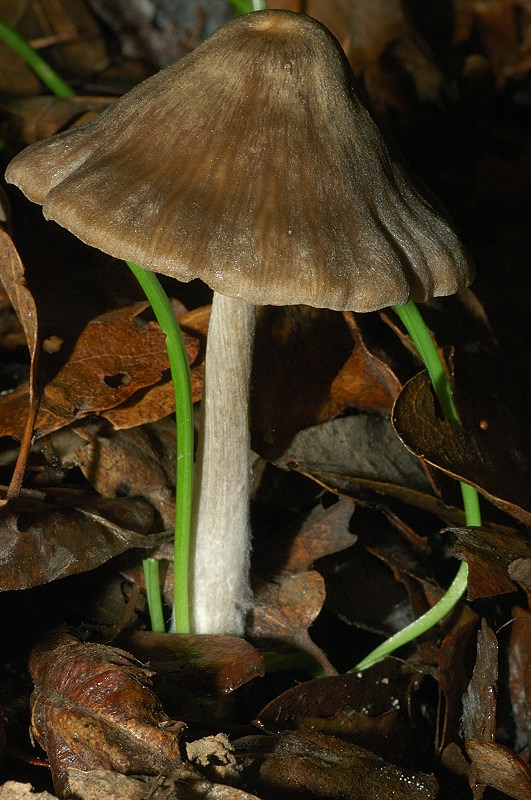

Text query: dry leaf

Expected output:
[28,628,188,796]
[0,489,165,590]
[392,370,531,525]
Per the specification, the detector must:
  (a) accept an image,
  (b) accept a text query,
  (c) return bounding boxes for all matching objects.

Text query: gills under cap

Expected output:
[5,10,473,312]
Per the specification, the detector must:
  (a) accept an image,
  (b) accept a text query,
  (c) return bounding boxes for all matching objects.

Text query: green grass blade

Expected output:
[350,300,481,672]
[0,18,75,98]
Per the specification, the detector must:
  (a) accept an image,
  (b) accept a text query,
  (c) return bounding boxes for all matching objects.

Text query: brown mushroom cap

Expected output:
[5,10,473,312]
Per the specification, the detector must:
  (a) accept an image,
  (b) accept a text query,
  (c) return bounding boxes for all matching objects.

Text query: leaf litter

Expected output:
[0,0,530,798]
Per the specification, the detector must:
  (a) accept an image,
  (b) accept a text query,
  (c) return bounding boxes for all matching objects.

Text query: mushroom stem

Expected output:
[190,291,256,635]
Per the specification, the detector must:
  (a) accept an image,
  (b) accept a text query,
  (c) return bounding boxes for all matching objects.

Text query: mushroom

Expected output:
[5,10,473,636]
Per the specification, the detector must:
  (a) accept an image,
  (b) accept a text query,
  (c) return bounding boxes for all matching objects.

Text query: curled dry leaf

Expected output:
[392,369,531,525]
[464,741,531,800]
[0,227,42,499]
[28,628,188,796]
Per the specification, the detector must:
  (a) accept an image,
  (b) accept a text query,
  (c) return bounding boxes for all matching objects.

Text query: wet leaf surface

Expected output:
[462,620,498,744]
[255,661,427,765]
[234,729,439,800]
[118,630,265,696]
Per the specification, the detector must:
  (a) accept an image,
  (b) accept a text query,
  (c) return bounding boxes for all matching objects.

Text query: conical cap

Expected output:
[5,10,473,311]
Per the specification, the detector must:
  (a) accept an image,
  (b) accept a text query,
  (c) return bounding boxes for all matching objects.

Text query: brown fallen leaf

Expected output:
[28,628,262,799]
[508,606,531,751]
[249,571,337,676]
[255,662,427,766]
[450,524,531,599]
[40,302,186,419]
[252,497,356,579]
[275,415,432,495]
[0,487,166,590]
[28,627,188,796]
[102,304,210,430]
[437,606,479,748]
[0,227,42,499]
[1,96,112,149]
[332,311,402,414]
[462,619,498,745]
[251,306,355,449]
[118,629,265,696]
[464,740,531,800]
[0,303,207,442]
[0,782,58,800]
[70,419,178,529]
[235,729,439,800]
[13,0,109,79]
[0,42,41,97]
[65,767,260,800]
[392,369,531,525]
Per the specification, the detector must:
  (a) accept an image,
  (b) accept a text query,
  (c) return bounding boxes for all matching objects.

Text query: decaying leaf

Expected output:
[0,782,58,800]
[255,662,427,765]
[28,627,263,799]
[252,497,356,579]
[70,420,178,529]
[0,227,42,498]
[276,415,432,494]
[234,729,439,800]
[392,369,531,525]
[450,524,531,599]
[0,488,166,590]
[462,619,498,745]
[29,627,187,795]
[250,571,336,676]
[508,606,531,751]
[118,629,265,696]
[464,741,531,800]
[1,96,112,149]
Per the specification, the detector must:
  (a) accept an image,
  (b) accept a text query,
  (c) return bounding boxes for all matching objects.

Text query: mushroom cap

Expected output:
[5,10,473,312]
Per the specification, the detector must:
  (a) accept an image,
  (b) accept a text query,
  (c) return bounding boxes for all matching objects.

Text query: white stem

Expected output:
[189,292,256,635]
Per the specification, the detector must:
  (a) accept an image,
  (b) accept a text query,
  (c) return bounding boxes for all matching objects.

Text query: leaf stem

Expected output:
[350,299,482,672]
